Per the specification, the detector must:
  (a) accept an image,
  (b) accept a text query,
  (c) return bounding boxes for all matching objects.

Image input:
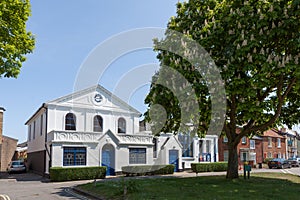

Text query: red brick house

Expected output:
[262,129,287,160]
[219,128,286,167]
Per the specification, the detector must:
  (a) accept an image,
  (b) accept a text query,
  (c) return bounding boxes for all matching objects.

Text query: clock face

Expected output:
[94,94,103,103]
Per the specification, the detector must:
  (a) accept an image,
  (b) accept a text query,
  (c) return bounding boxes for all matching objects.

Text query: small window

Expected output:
[267,152,272,158]
[250,140,255,149]
[129,148,146,164]
[33,121,36,140]
[277,138,281,148]
[93,115,103,132]
[63,147,86,166]
[223,136,228,143]
[28,124,32,141]
[241,136,247,144]
[40,114,43,135]
[153,138,157,158]
[65,113,76,130]
[118,118,126,133]
[268,137,272,147]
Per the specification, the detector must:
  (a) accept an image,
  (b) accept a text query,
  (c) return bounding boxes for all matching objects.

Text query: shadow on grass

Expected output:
[76,173,300,200]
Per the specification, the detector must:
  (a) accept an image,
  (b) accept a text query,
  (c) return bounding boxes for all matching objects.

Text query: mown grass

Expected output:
[76,173,300,200]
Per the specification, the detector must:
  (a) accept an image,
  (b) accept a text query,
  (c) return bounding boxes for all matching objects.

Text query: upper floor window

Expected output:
[268,137,272,147]
[65,113,76,130]
[241,136,247,144]
[223,136,228,143]
[93,115,103,132]
[118,117,126,133]
[277,138,281,148]
[250,140,255,149]
[28,124,32,141]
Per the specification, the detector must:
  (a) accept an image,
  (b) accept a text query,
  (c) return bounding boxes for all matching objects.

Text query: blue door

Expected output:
[102,145,115,176]
[169,150,179,172]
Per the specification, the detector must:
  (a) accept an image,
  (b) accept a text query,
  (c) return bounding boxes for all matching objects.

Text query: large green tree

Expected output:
[145,0,300,179]
[0,0,35,78]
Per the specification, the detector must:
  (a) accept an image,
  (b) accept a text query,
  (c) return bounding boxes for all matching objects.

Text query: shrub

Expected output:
[50,166,106,182]
[191,162,228,174]
[263,158,273,164]
[122,165,174,176]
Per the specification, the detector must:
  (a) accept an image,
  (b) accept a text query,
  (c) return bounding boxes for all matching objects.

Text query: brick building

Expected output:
[262,129,287,160]
[218,128,286,167]
[0,107,18,172]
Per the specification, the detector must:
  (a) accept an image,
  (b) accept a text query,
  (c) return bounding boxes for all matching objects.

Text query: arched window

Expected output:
[65,113,76,130]
[118,117,126,133]
[93,115,103,132]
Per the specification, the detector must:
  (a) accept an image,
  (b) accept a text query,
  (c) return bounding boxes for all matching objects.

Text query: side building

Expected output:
[0,107,18,172]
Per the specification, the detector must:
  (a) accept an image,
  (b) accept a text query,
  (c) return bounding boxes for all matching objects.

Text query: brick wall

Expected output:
[27,150,45,175]
[0,136,18,171]
[0,110,3,145]
[262,136,286,159]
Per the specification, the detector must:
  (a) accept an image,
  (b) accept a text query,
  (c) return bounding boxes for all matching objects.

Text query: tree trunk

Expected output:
[226,143,239,179]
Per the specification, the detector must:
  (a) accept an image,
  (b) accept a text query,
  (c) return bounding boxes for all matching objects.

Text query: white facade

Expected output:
[26,84,218,175]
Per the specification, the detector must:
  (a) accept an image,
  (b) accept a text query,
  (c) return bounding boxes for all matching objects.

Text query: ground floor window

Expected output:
[129,148,146,164]
[63,147,86,166]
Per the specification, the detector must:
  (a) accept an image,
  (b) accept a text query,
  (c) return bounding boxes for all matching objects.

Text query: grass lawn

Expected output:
[76,173,300,200]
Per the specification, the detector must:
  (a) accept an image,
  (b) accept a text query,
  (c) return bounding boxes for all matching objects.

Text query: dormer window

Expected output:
[65,113,76,130]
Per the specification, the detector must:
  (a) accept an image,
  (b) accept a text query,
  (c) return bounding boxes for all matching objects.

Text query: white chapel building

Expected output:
[26,85,218,176]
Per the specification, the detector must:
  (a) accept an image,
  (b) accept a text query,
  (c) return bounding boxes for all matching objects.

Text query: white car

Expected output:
[7,160,27,174]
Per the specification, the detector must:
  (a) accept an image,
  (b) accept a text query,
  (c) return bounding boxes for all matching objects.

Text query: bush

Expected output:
[122,165,174,176]
[191,162,228,174]
[50,166,106,182]
[263,158,273,164]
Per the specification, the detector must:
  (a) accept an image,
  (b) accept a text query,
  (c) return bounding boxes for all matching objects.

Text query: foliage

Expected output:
[263,158,274,164]
[49,166,106,182]
[76,173,300,199]
[0,0,35,78]
[145,0,300,179]
[122,165,174,176]
[191,162,228,174]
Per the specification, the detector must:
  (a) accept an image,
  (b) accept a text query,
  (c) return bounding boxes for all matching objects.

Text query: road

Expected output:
[0,173,92,200]
[0,167,299,200]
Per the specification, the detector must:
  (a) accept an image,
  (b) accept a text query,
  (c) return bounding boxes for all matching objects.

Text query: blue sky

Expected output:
[0,0,180,143]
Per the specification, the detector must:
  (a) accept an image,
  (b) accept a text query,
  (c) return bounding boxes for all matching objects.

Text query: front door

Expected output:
[101,144,115,176]
[169,150,179,172]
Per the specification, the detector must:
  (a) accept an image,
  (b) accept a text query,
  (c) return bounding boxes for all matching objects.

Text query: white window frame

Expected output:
[223,136,228,143]
[250,140,255,149]
[277,138,281,148]
[268,137,272,147]
[241,136,247,144]
[267,152,272,158]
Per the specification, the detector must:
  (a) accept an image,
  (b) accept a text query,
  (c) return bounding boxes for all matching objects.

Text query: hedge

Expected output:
[122,165,174,176]
[50,166,106,182]
[191,162,228,174]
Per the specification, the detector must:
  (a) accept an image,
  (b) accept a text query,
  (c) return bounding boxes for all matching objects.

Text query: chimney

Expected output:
[280,127,287,133]
[0,107,5,144]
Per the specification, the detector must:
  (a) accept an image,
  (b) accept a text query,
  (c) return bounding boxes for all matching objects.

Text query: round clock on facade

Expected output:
[94,93,103,103]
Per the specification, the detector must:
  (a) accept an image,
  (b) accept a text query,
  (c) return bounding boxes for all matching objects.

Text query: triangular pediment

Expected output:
[46,85,141,115]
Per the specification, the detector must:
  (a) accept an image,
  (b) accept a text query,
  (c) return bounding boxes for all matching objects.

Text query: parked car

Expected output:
[288,158,300,167]
[7,160,26,174]
[268,158,291,169]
